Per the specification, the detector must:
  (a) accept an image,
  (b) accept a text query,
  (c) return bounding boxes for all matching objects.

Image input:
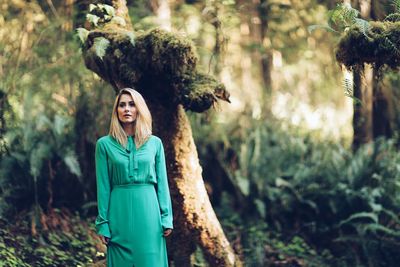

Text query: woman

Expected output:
[95,88,173,267]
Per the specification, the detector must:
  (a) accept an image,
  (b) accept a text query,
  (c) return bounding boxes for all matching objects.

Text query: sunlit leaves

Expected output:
[93,37,110,60]
[86,14,100,27]
[393,0,400,13]
[76,28,89,44]
[63,151,82,178]
[102,4,116,17]
[354,18,371,38]
[125,31,135,46]
[309,3,369,35]
[86,3,118,27]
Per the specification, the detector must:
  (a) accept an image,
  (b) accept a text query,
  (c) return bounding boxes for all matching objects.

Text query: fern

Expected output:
[329,3,359,29]
[102,4,115,17]
[76,28,89,44]
[307,24,338,34]
[310,3,364,34]
[89,4,96,12]
[29,142,51,178]
[126,31,135,46]
[383,36,400,56]
[392,0,400,13]
[86,14,100,27]
[364,223,400,237]
[342,73,353,96]
[93,37,110,60]
[53,114,68,136]
[337,211,378,227]
[63,151,82,178]
[354,18,371,38]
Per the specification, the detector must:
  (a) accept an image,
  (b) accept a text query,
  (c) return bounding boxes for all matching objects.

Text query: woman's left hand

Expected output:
[163,228,173,237]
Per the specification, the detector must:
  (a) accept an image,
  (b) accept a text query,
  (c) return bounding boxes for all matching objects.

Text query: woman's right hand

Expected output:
[99,235,110,245]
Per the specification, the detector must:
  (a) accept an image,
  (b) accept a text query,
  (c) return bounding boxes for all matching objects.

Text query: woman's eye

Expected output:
[119,103,125,108]
[129,102,135,107]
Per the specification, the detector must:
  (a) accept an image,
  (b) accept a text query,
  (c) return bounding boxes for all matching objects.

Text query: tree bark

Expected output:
[259,0,273,97]
[370,1,393,139]
[149,101,239,266]
[236,0,273,112]
[350,0,374,149]
[352,64,373,150]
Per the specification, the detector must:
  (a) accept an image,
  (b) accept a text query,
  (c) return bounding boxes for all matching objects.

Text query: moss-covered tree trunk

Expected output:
[372,69,393,139]
[370,2,393,139]
[336,10,400,144]
[149,101,238,266]
[78,1,241,266]
[259,0,273,98]
[352,64,373,149]
[351,0,373,150]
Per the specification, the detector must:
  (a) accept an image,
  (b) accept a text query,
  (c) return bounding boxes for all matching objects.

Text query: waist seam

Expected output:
[113,183,154,188]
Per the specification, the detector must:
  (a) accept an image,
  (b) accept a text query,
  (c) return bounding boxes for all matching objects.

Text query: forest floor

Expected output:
[0,208,311,267]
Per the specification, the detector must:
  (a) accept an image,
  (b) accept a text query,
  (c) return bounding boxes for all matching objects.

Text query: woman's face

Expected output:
[117,93,137,125]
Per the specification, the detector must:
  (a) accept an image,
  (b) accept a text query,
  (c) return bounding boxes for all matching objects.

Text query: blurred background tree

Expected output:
[1,0,400,266]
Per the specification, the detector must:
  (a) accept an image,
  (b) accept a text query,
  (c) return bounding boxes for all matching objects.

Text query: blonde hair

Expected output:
[109,88,152,148]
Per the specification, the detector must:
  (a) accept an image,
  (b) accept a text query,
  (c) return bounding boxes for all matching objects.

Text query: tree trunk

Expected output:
[259,0,273,97]
[149,101,239,266]
[149,0,172,30]
[236,0,273,112]
[352,64,373,150]
[351,0,374,149]
[370,1,393,139]
[372,69,392,138]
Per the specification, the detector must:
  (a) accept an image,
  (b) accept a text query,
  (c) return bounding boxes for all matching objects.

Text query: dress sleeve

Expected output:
[155,139,174,230]
[95,139,112,238]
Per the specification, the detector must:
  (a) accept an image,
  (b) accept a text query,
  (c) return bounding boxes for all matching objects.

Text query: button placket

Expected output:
[129,152,134,178]
[127,137,134,178]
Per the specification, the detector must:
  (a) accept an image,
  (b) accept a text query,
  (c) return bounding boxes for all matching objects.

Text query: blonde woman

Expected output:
[95,88,173,266]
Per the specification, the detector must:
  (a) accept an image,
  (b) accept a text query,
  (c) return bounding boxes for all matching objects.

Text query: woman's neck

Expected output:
[123,124,135,136]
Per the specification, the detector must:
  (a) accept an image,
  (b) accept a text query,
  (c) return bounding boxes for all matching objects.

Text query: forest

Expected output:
[1,0,400,266]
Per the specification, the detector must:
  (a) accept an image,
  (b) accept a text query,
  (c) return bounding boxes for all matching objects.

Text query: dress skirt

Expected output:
[107,183,168,267]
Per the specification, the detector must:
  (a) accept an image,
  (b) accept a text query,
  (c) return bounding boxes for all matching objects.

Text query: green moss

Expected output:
[336,21,400,69]
[0,212,102,266]
[180,72,228,112]
[82,26,230,112]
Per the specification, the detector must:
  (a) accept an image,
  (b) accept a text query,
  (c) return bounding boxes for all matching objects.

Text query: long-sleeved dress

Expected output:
[95,134,173,267]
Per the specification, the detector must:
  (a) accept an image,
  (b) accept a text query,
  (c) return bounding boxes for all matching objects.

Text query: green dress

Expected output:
[95,134,173,267]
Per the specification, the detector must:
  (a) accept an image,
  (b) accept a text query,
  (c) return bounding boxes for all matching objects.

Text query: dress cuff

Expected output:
[161,219,173,230]
[95,216,111,238]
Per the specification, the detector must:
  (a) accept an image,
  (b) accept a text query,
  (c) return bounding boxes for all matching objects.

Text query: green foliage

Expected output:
[0,1,112,218]
[215,192,332,267]
[336,21,400,68]
[311,1,400,69]
[0,212,100,266]
[309,3,369,36]
[76,28,90,44]
[194,114,400,266]
[86,3,125,27]
[93,37,110,60]
[0,113,83,216]
[328,3,360,31]
[231,120,400,266]
[393,0,400,13]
